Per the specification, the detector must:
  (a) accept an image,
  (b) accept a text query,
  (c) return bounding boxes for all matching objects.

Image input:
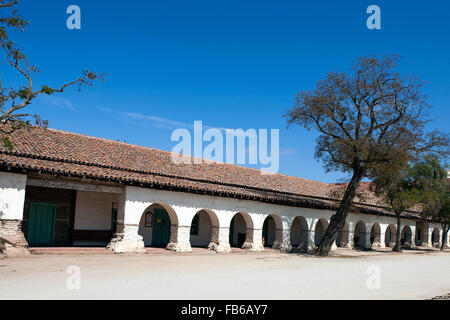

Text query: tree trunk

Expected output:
[317,165,364,256]
[393,213,402,252]
[441,225,448,251]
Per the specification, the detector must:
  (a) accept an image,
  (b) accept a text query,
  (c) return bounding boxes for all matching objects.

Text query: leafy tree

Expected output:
[371,161,420,252]
[285,55,449,256]
[410,156,449,250]
[0,0,104,148]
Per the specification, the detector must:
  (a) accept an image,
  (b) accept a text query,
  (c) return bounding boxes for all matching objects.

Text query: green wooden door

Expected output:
[27,202,56,246]
[152,209,170,246]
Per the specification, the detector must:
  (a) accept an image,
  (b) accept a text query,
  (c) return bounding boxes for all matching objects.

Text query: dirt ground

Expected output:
[0,248,449,300]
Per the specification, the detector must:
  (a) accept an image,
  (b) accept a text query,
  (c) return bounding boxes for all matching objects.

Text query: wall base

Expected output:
[208,241,231,253]
[242,241,264,251]
[107,229,145,253]
[278,241,292,253]
[0,219,29,255]
[166,242,192,253]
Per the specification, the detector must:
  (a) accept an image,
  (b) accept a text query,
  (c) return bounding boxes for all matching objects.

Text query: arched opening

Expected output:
[189,210,219,248]
[262,214,282,248]
[336,222,349,247]
[290,216,308,250]
[385,224,396,247]
[353,221,366,248]
[138,203,178,247]
[229,212,252,248]
[432,228,440,247]
[400,225,412,246]
[370,223,381,246]
[415,228,422,246]
[314,218,329,247]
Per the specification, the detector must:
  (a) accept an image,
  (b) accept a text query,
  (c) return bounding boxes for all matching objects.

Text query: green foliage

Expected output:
[373,155,449,229]
[371,161,421,215]
[2,136,13,151]
[410,156,449,226]
[41,85,55,95]
[0,1,103,132]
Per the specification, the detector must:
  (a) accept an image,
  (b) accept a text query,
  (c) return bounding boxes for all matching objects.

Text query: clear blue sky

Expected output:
[4,0,450,183]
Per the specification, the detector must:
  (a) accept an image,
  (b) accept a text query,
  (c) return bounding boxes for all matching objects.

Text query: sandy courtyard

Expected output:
[0,249,449,300]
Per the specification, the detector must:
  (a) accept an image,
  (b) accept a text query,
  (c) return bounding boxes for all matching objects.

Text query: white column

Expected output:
[347,222,355,249]
[271,228,291,252]
[107,190,145,253]
[278,229,292,252]
[347,233,355,248]
[409,225,416,248]
[107,224,145,253]
[362,231,372,249]
[306,229,316,252]
[378,229,386,249]
[361,223,371,249]
[423,225,432,247]
[167,225,192,252]
[208,227,231,252]
[0,172,29,255]
[242,228,264,251]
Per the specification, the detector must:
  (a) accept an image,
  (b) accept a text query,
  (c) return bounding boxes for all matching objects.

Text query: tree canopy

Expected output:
[286,55,447,175]
[285,55,449,256]
[0,0,103,139]
[410,156,449,249]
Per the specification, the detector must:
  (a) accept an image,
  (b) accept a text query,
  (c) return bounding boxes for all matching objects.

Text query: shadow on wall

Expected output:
[0,202,9,219]
[0,236,17,253]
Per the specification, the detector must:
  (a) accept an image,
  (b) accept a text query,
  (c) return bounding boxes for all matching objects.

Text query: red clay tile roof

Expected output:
[0,125,420,219]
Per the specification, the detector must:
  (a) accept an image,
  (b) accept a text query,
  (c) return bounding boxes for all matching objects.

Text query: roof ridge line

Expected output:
[44,127,329,185]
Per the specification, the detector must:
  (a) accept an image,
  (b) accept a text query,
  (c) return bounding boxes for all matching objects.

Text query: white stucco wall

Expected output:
[138,209,153,246]
[121,186,420,248]
[3,171,440,251]
[74,190,120,230]
[0,172,27,220]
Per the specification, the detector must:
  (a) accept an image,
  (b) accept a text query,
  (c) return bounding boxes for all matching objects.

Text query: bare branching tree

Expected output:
[0,0,104,146]
[285,55,449,256]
